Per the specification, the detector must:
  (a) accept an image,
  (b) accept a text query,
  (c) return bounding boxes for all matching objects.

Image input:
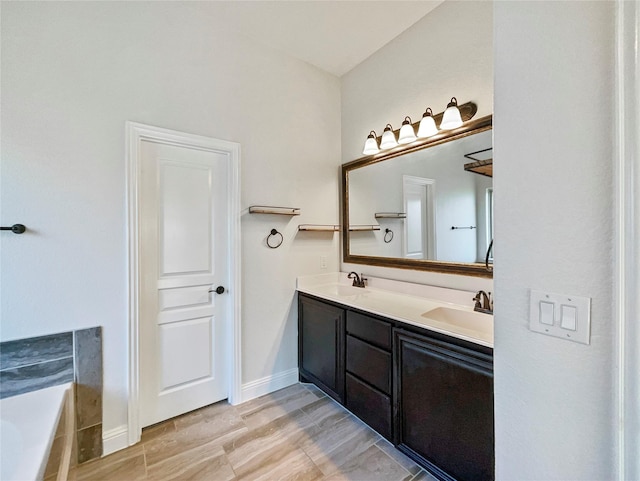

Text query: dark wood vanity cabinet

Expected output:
[298,293,494,481]
[298,294,345,402]
[394,329,494,481]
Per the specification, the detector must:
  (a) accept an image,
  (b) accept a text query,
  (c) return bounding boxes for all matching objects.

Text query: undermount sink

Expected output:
[421,306,491,331]
[318,284,370,297]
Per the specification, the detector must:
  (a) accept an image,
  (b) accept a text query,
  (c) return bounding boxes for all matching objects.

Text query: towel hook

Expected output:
[266,228,284,249]
[1,224,26,234]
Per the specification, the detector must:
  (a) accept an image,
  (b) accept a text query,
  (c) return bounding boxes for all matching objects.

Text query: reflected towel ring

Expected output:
[485,238,493,272]
[384,228,394,243]
[267,228,284,249]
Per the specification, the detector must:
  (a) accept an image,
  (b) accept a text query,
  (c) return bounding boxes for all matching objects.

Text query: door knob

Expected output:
[209,286,225,294]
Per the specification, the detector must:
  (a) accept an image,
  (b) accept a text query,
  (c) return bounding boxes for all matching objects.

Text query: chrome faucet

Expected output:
[473,290,493,314]
[347,272,367,288]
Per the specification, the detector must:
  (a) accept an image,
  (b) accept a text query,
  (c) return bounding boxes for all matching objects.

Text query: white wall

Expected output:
[340,0,493,291]
[493,2,615,479]
[0,1,341,438]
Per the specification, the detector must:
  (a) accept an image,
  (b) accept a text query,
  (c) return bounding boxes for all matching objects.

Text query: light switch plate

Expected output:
[529,289,591,344]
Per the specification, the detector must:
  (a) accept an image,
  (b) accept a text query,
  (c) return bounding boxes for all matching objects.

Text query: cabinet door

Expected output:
[394,330,494,481]
[298,295,345,402]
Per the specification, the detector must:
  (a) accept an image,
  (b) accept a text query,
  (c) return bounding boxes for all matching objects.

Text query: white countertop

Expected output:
[297,273,493,348]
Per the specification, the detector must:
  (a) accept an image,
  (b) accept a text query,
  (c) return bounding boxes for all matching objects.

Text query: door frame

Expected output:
[402,175,436,260]
[125,122,241,446]
[615,0,639,478]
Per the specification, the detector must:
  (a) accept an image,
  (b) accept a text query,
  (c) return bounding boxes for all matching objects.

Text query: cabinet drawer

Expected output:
[346,311,392,350]
[346,373,392,440]
[346,335,391,394]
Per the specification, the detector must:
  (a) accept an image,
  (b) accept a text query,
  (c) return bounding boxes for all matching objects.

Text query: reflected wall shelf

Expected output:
[249,205,301,215]
[463,147,493,178]
[374,212,407,219]
[349,225,381,231]
[298,224,340,232]
[463,159,493,178]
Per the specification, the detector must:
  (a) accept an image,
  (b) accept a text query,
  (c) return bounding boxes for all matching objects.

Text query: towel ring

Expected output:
[267,228,284,249]
[384,228,394,243]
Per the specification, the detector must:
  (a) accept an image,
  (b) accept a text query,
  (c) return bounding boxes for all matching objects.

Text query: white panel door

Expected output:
[139,140,230,427]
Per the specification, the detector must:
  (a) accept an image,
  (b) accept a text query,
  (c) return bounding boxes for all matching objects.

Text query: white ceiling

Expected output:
[193,1,444,77]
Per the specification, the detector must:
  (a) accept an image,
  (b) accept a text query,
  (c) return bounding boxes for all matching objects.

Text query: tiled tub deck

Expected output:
[0,328,103,463]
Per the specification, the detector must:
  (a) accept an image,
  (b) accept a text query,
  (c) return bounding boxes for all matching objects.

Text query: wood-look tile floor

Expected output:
[70,383,438,481]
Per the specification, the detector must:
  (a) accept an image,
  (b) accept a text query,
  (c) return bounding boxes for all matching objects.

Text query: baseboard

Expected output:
[102,425,129,456]
[240,367,299,403]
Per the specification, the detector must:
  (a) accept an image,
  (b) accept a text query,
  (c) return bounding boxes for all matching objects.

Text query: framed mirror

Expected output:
[342,114,493,277]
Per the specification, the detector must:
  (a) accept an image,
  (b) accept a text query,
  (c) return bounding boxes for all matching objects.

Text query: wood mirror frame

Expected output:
[341,111,493,278]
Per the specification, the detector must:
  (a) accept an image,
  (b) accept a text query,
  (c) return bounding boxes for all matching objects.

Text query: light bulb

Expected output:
[417,108,438,138]
[398,117,417,144]
[362,131,380,155]
[379,124,398,149]
[440,97,463,130]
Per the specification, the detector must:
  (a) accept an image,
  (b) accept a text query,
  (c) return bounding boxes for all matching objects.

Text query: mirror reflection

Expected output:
[347,125,493,265]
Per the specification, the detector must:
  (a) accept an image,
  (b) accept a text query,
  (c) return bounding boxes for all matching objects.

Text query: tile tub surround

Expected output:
[71,383,437,481]
[0,327,103,463]
[0,332,74,398]
[297,272,493,347]
[74,327,103,463]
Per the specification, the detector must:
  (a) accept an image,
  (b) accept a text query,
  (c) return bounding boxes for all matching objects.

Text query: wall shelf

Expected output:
[349,225,381,232]
[463,147,493,178]
[374,212,407,219]
[298,224,340,232]
[249,205,301,215]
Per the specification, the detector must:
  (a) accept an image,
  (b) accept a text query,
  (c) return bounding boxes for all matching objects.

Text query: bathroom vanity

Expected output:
[297,274,494,481]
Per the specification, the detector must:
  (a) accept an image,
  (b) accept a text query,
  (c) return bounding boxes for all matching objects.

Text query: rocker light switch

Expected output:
[529,289,591,344]
[560,305,577,331]
[539,301,555,325]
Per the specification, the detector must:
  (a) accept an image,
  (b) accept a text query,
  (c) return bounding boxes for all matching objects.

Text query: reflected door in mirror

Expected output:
[403,176,435,260]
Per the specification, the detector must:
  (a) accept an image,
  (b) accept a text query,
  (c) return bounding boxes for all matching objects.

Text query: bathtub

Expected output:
[0,383,73,481]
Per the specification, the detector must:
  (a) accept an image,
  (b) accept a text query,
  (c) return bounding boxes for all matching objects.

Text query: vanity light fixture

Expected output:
[362,97,474,156]
[362,131,380,155]
[398,116,417,144]
[440,97,464,130]
[379,124,398,149]
[417,108,438,138]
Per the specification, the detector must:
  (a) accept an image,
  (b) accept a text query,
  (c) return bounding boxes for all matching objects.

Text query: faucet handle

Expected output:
[472,293,482,309]
[360,274,368,286]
